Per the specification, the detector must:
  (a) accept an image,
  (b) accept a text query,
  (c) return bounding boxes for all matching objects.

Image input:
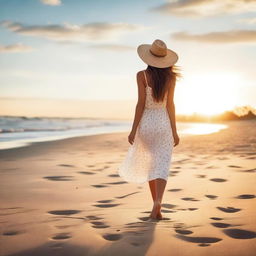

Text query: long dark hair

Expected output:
[146,65,182,102]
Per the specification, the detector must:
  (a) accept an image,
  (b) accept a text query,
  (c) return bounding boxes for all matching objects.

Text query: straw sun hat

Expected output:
[137,39,178,68]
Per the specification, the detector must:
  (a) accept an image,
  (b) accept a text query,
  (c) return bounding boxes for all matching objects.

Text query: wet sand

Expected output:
[0,120,255,256]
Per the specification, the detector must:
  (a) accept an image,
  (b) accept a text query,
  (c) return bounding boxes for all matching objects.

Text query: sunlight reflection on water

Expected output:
[179,123,228,135]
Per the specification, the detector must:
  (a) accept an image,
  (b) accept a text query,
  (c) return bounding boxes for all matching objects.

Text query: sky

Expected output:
[0,0,255,118]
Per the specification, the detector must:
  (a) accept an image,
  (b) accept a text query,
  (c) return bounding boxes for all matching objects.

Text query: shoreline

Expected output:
[0,120,230,151]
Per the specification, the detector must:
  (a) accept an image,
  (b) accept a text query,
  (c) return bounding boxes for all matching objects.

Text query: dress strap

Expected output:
[143,70,148,88]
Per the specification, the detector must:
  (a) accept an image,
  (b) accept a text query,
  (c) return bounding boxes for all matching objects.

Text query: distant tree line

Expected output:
[177,105,256,122]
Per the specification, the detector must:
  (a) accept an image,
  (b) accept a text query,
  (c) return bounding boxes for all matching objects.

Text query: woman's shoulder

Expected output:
[136,70,146,81]
[136,69,146,76]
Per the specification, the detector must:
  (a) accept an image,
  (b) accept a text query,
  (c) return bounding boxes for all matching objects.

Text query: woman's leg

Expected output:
[149,179,159,219]
[148,178,167,219]
[153,178,167,219]
[155,178,167,204]
[148,179,157,201]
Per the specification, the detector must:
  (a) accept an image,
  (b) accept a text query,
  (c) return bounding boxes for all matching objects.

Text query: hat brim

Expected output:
[137,44,178,68]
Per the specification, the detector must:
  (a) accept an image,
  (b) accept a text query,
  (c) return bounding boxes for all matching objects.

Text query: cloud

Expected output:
[171,29,256,44]
[88,43,134,51]
[151,0,256,18]
[40,0,61,6]
[0,43,33,53]
[0,20,144,42]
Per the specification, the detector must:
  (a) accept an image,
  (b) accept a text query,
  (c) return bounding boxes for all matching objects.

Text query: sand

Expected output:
[0,120,255,256]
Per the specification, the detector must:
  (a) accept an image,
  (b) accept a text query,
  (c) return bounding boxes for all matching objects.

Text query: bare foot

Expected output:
[156,211,163,220]
[150,201,161,219]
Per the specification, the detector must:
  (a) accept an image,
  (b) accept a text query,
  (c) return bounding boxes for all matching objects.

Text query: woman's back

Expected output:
[143,70,168,109]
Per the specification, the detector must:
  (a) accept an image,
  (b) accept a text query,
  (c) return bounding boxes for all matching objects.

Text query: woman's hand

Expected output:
[128,130,136,145]
[173,132,180,147]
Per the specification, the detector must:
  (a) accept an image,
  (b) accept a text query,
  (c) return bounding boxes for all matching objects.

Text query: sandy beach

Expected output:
[0,120,255,256]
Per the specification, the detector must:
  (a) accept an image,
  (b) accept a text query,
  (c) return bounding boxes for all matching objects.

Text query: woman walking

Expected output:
[118,39,181,220]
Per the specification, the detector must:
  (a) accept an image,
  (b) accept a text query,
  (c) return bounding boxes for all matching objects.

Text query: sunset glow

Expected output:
[0,0,255,118]
[176,72,244,115]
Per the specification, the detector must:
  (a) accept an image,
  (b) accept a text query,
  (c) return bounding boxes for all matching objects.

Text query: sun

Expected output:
[176,71,242,116]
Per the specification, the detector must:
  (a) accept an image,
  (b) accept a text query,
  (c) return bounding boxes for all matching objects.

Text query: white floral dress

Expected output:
[118,70,174,184]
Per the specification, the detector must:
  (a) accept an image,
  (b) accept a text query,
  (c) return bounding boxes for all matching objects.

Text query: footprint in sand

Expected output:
[174,234,222,246]
[43,176,74,181]
[51,232,72,240]
[48,210,81,216]
[93,203,120,208]
[216,207,241,213]
[102,233,122,241]
[162,209,176,213]
[103,181,128,185]
[77,171,95,175]
[205,195,218,200]
[108,174,120,177]
[86,215,104,221]
[168,188,182,192]
[91,221,110,229]
[58,164,75,168]
[210,178,227,182]
[188,208,198,211]
[228,165,242,168]
[211,222,232,228]
[222,229,256,239]
[235,194,255,199]
[161,203,177,209]
[2,230,26,236]
[97,199,114,203]
[240,168,256,173]
[91,184,109,188]
[210,217,223,221]
[198,243,211,247]
[175,229,193,235]
[181,197,199,201]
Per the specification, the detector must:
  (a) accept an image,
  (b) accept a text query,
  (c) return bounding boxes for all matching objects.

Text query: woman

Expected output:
[118,39,181,220]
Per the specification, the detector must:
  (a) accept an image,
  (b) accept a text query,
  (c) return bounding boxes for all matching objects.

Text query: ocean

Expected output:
[0,116,227,150]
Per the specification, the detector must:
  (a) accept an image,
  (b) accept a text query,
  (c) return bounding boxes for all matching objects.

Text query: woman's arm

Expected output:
[166,76,180,146]
[128,71,146,144]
